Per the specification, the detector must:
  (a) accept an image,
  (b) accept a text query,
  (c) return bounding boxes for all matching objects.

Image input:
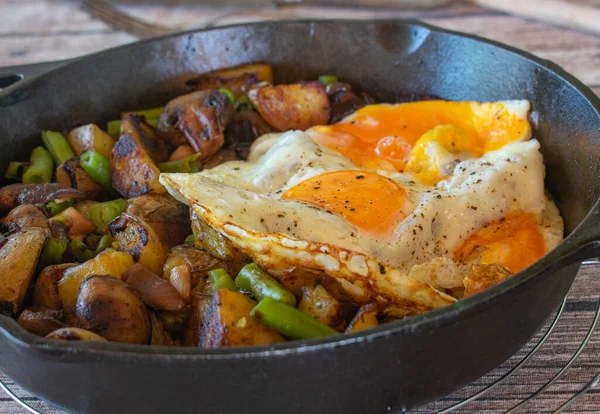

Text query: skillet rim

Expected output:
[1,18,600,358]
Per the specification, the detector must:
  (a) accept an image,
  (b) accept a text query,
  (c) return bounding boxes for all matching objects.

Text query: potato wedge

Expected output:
[200,288,284,348]
[33,263,76,310]
[76,275,151,344]
[109,213,166,275]
[0,228,47,315]
[298,284,341,328]
[464,264,512,297]
[191,211,248,262]
[18,309,67,337]
[126,194,190,251]
[111,133,165,198]
[188,63,273,98]
[67,124,116,160]
[248,81,330,131]
[150,312,175,346]
[120,114,169,163]
[46,327,107,341]
[345,303,379,333]
[56,158,106,201]
[57,249,134,309]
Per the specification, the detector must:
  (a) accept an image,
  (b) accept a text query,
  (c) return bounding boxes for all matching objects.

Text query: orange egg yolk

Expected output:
[307,101,530,172]
[281,170,408,236]
[454,213,546,274]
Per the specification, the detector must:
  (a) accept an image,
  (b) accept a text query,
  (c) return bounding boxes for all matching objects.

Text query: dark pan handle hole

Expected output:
[0,74,24,89]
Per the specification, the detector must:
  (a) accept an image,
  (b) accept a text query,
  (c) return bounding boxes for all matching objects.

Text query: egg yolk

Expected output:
[454,213,546,274]
[281,170,408,236]
[307,101,530,173]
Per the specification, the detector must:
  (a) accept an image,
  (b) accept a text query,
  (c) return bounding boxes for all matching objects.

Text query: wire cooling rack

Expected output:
[1,262,599,414]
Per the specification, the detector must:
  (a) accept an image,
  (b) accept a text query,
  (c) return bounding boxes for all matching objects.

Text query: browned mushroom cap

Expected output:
[157,90,233,160]
[122,264,188,312]
[0,184,37,211]
[76,275,151,344]
[18,309,67,337]
[222,111,276,160]
[15,183,85,205]
[46,327,107,341]
[3,204,50,235]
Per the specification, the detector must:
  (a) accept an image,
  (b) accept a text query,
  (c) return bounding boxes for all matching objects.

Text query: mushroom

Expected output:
[18,309,67,337]
[76,275,151,344]
[122,264,187,312]
[46,327,107,341]
[3,204,50,235]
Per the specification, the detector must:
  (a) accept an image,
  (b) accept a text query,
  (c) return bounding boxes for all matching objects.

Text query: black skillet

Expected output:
[0,19,599,414]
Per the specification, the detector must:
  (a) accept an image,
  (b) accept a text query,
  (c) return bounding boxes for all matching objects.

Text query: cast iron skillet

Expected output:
[0,19,599,414]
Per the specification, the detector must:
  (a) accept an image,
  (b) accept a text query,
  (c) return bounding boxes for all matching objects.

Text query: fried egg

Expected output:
[160,100,563,311]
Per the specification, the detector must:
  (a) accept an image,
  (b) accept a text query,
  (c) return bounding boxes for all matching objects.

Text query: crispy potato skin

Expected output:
[346,303,379,333]
[18,309,67,337]
[109,213,166,275]
[464,264,512,297]
[57,158,106,201]
[111,133,165,198]
[157,90,233,158]
[67,124,116,160]
[33,263,76,310]
[248,81,331,131]
[182,289,212,347]
[46,327,107,341]
[188,63,273,98]
[0,228,47,315]
[76,275,151,344]
[200,288,284,348]
[121,114,169,163]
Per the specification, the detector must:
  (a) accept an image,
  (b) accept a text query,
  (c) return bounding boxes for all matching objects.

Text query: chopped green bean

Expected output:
[184,234,195,245]
[218,88,235,104]
[107,120,121,139]
[120,106,164,119]
[235,263,296,306]
[70,240,96,262]
[41,130,75,165]
[22,146,54,184]
[4,162,28,181]
[251,297,338,340]
[234,95,254,112]
[95,234,113,254]
[46,198,75,217]
[80,150,111,190]
[41,238,67,264]
[89,199,128,230]
[158,153,201,173]
[318,74,338,87]
[208,269,238,294]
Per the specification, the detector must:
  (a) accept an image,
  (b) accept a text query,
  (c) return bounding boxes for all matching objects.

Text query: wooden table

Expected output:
[1,1,600,412]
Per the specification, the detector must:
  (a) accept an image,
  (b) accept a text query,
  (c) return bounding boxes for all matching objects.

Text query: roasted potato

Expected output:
[67,124,116,160]
[122,264,187,312]
[187,63,273,98]
[248,81,331,131]
[111,133,165,198]
[182,283,212,347]
[0,228,47,315]
[191,211,248,262]
[150,312,175,346]
[345,303,379,333]
[56,157,106,201]
[464,264,512,297]
[3,204,50,235]
[109,213,166,275]
[156,90,233,158]
[18,309,66,337]
[200,288,284,348]
[33,263,76,309]
[120,114,169,163]
[298,284,341,328]
[76,275,151,344]
[57,249,134,309]
[327,82,370,123]
[46,327,107,341]
[126,194,190,251]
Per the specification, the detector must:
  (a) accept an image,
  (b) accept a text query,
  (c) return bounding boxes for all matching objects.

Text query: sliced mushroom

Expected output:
[15,183,85,205]
[157,90,233,159]
[33,263,76,310]
[56,157,106,201]
[0,228,47,315]
[3,204,50,235]
[18,309,67,337]
[122,264,187,312]
[46,327,107,341]
[203,148,240,170]
[222,111,276,160]
[76,275,151,344]
[0,184,37,211]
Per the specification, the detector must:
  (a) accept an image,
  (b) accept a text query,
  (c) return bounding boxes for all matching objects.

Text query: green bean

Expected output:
[41,130,75,165]
[208,269,238,294]
[184,234,195,245]
[46,198,75,217]
[235,263,296,306]
[120,106,164,119]
[95,234,113,254]
[218,88,235,104]
[22,146,54,184]
[318,74,338,87]
[234,95,254,112]
[4,162,28,181]
[158,153,201,173]
[70,240,96,263]
[107,120,121,139]
[80,150,112,190]
[89,199,128,230]
[250,297,338,340]
[41,238,67,264]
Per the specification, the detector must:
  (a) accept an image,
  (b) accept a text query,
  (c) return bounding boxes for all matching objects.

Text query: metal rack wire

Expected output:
[1,263,599,414]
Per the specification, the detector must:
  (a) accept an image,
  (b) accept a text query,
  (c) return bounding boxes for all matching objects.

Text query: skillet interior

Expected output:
[1,19,600,412]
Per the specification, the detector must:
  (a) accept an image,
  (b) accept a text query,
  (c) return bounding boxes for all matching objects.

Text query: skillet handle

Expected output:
[556,206,600,267]
[0,60,72,91]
